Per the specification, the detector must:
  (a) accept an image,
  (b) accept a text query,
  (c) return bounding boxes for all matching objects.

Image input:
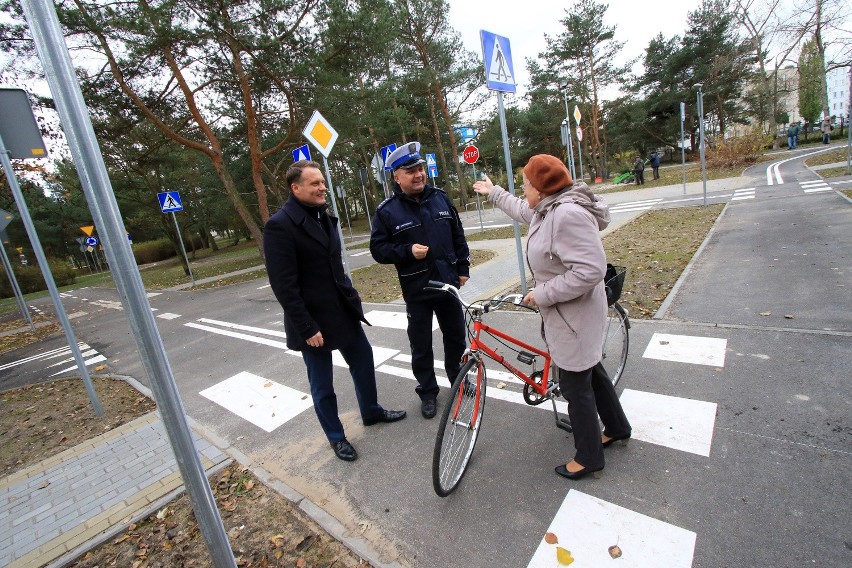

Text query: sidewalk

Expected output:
[0,411,229,568]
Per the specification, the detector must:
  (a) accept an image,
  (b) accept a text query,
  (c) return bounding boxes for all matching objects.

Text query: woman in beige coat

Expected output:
[473,154,630,480]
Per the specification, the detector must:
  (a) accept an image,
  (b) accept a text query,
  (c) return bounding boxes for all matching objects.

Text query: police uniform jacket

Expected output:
[370,183,470,302]
[264,196,368,351]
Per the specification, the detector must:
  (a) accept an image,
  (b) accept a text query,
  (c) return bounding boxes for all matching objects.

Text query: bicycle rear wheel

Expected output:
[601,302,629,387]
[432,358,487,497]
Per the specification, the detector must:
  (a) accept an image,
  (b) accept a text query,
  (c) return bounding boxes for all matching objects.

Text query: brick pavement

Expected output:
[0,412,230,568]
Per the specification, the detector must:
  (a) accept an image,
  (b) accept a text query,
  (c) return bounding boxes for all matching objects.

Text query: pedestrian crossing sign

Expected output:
[157,191,184,213]
[480,30,516,93]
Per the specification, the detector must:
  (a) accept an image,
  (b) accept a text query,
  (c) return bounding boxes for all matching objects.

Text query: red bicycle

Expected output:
[428,270,630,497]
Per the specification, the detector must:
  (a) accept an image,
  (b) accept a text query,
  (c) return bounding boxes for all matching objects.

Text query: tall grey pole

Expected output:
[472,163,483,231]
[359,175,372,231]
[171,212,195,286]
[1,134,103,415]
[696,85,707,205]
[846,66,851,175]
[497,91,528,296]
[339,185,352,239]
[321,154,351,279]
[560,89,576,179]
[21,1,236,565]
[0,238,35,331]
[680,101,687,195]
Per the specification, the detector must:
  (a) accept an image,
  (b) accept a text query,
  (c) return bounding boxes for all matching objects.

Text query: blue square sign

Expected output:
[480,31,516,93]
[158,191,183,213]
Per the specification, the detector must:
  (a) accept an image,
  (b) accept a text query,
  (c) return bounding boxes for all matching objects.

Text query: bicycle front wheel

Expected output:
[601,302,629,387]
[432,358,487,497]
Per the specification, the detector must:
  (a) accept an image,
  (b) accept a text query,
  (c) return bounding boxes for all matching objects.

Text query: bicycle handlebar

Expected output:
[425,281,537,313]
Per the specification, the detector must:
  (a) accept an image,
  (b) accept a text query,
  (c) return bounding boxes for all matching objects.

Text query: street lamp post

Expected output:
[695,83,707,205]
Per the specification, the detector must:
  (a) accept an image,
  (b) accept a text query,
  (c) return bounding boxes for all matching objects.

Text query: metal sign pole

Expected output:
[172,212,195,286]
[358,172,372,231]
[696,87,708,205]
[0,237,35,330]
[321,155,352,279]
[21,1,236,565]
[0,133,103,415]
[497,91,528,296]
[680,101,687,195]
[472,163,484,231]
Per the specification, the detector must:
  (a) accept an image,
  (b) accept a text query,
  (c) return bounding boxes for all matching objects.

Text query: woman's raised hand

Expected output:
[472,174,494,196]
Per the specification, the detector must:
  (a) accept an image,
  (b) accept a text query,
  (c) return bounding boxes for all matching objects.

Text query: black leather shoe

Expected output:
[363,409,407,426]
[421,399,437,419]
[330,439,358,461]
[554,463,603,480]
[602,433,631,448]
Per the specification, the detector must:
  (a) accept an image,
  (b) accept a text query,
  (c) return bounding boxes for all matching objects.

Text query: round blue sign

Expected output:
[85,236,98,247]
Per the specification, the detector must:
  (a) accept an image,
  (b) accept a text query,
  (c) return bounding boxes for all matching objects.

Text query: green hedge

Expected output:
[132,238,177,265]
[0,259,77,298]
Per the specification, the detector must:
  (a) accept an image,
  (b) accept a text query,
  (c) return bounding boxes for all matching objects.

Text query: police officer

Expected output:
[370,142,471,419]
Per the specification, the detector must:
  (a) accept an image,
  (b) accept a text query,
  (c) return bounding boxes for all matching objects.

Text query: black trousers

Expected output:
[634,170,645,184]
[558,362,631,469]
[406,295,466,401]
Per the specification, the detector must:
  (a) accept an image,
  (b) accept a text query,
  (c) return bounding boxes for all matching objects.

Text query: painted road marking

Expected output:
[732,188,755,200]
[610,198,662,214]
[528,490,696,568]
[156,313,181,320]
[364,310,438,331]
[0,342,93,371]
[90,299,124,310]
[200,372,314,432]
[619,389,717,457]
[642,333,727,367]
[350,250,372,257]
[197,318,287,338]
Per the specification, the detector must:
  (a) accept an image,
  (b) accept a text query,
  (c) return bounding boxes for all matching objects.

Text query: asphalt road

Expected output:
[2,148,851,567]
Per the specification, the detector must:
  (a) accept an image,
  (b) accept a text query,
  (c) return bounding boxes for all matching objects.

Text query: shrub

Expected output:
[706,129,772,169]
[0,258,77,298]
[131,238,177,265]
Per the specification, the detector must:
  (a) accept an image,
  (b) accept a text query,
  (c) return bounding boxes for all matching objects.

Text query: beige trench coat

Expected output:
[489,183,609,371]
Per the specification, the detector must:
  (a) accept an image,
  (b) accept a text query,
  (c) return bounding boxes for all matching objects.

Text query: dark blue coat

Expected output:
[264,197,367,352]
[370,183,470,302]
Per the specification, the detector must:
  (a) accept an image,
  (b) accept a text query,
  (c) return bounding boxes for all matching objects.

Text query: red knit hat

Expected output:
[523,154,573,195]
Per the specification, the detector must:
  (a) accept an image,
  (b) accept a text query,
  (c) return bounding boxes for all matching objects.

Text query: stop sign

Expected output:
[462,145,479,164]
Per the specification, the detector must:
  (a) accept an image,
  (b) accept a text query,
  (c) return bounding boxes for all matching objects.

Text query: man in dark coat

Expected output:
[370,142,471,419]
[264,160,405,461]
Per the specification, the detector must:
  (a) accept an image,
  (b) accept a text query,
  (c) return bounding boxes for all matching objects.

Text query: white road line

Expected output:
[643,333,727,367]
[804,187,833,193]
[184,322,292,350]
[350,250,372,257]
[610,206,652,214]
[0,343,92,371]
[257,284,271,290]
[156,313,182,320]
[528,490,697,568]
[49,355,107,377]
[44,349,100,368]
[197,318,288,338]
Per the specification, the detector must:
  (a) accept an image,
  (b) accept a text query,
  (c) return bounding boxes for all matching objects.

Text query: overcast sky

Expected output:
[448,0,697,101]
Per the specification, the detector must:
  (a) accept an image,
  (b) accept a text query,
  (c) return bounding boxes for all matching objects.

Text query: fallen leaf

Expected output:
[497,381,507,389]
[156,507,169,519]
[556,546,574,565]
[269,534,285,547]
[36,481,51,489]
[784,314,794,319]
[296,558,307,568]
[659,340,669,345]
[95,365,106,371]
[759,311,771,316]
[544,532,558,544]
[358,520,372,532]
[113,534,130,544]
[227,526,241,539]
[264,381,273,388]
[243,479,255,491]
[609,545,623,558]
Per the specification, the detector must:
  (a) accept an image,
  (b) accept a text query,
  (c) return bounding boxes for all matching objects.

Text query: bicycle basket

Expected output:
[604,264,626,306]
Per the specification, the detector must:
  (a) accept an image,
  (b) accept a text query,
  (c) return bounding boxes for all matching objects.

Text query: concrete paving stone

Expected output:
[10,501,51,527]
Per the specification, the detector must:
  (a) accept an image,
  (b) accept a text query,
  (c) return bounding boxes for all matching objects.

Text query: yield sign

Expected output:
[480,30,516,93]
[302,110,339,157]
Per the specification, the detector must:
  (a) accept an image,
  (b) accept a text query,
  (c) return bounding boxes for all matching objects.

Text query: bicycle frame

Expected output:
[468,318,552,397]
